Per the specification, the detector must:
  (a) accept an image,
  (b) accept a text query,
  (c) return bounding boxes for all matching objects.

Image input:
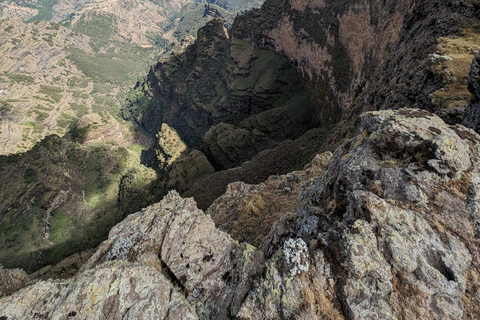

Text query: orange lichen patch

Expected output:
[432,26,480,109]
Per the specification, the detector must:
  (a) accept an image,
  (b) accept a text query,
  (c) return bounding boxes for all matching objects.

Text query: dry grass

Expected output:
[230,192,290,246]
[432,26,480,109]
[295,278,344,320]
[443,172,471,197]
[242,194,267,216]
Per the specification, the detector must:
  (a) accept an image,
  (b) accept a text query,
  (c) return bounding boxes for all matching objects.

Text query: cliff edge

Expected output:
[1,109,479,319]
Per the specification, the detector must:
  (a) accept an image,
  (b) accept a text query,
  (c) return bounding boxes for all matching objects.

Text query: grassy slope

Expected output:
[0,132,157,272]
[0,0,262,272]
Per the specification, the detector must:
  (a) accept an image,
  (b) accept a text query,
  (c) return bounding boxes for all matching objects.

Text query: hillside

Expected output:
[0,0,480,318]
[0,0,261,154]
[0,0,263,271]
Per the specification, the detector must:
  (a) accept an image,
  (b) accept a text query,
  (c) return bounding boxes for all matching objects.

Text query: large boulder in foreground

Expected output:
[1,109,479,320]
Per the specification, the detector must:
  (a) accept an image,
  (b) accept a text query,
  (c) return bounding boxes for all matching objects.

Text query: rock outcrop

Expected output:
[1,109,479,319]
[121,0,480,215]
[0,0,264,272]
[0,266,28,298]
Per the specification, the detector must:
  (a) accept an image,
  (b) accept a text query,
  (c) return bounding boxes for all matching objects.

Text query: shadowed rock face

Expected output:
[464,55,480,132]
[232,0,415,116]
[1,109,479,319]
[123,17,314,169]
[122,0,480,213]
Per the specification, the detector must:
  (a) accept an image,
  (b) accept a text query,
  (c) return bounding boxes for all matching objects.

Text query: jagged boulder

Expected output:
[294,108,480,319]
[1,109,479,320]
[0,192,264,319]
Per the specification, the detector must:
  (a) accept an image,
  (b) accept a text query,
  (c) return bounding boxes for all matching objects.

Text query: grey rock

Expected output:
[1,109,480,320]
[0,265,198,320]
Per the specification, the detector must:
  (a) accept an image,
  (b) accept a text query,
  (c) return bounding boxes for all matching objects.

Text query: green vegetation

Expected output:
[56,112,76,129]
[72,12,116,50]
[3,72,35,85]
[22,121,44,136]
[70,103,89,117]
[34,110,50,122]
[25,0,59,22]
[0,99,14,113]
[67,76,89,89]
[39,85,63,102]
[0,207,43,270]
[4,25,14,33]
[0,130,157,271]
[93,95,118,113]
[127,143,146,155]
[42,142,154,266]
[42,35,55,46]
[67,45,149,84]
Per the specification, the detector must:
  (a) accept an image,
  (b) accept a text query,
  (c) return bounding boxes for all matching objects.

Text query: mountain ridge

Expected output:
[0,0,264,272]
[0,1,480,318]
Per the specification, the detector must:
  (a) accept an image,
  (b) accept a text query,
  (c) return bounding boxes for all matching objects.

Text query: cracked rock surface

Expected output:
[1,109,480,319]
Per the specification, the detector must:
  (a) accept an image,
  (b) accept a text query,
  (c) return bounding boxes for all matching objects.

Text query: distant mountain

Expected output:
[197,0,264,12]
[0,0,262,154]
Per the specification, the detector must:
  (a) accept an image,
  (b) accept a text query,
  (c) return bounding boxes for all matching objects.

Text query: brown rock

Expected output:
[0,266,28,298]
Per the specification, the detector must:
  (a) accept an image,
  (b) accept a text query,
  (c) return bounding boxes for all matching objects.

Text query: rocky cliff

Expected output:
[232,0,480,125]
[1,1,480,317]
[0,0,262,271]
[0,0,260,154]
[121,0,480,211]
[123,17,313,168]
[1,109,479,319]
